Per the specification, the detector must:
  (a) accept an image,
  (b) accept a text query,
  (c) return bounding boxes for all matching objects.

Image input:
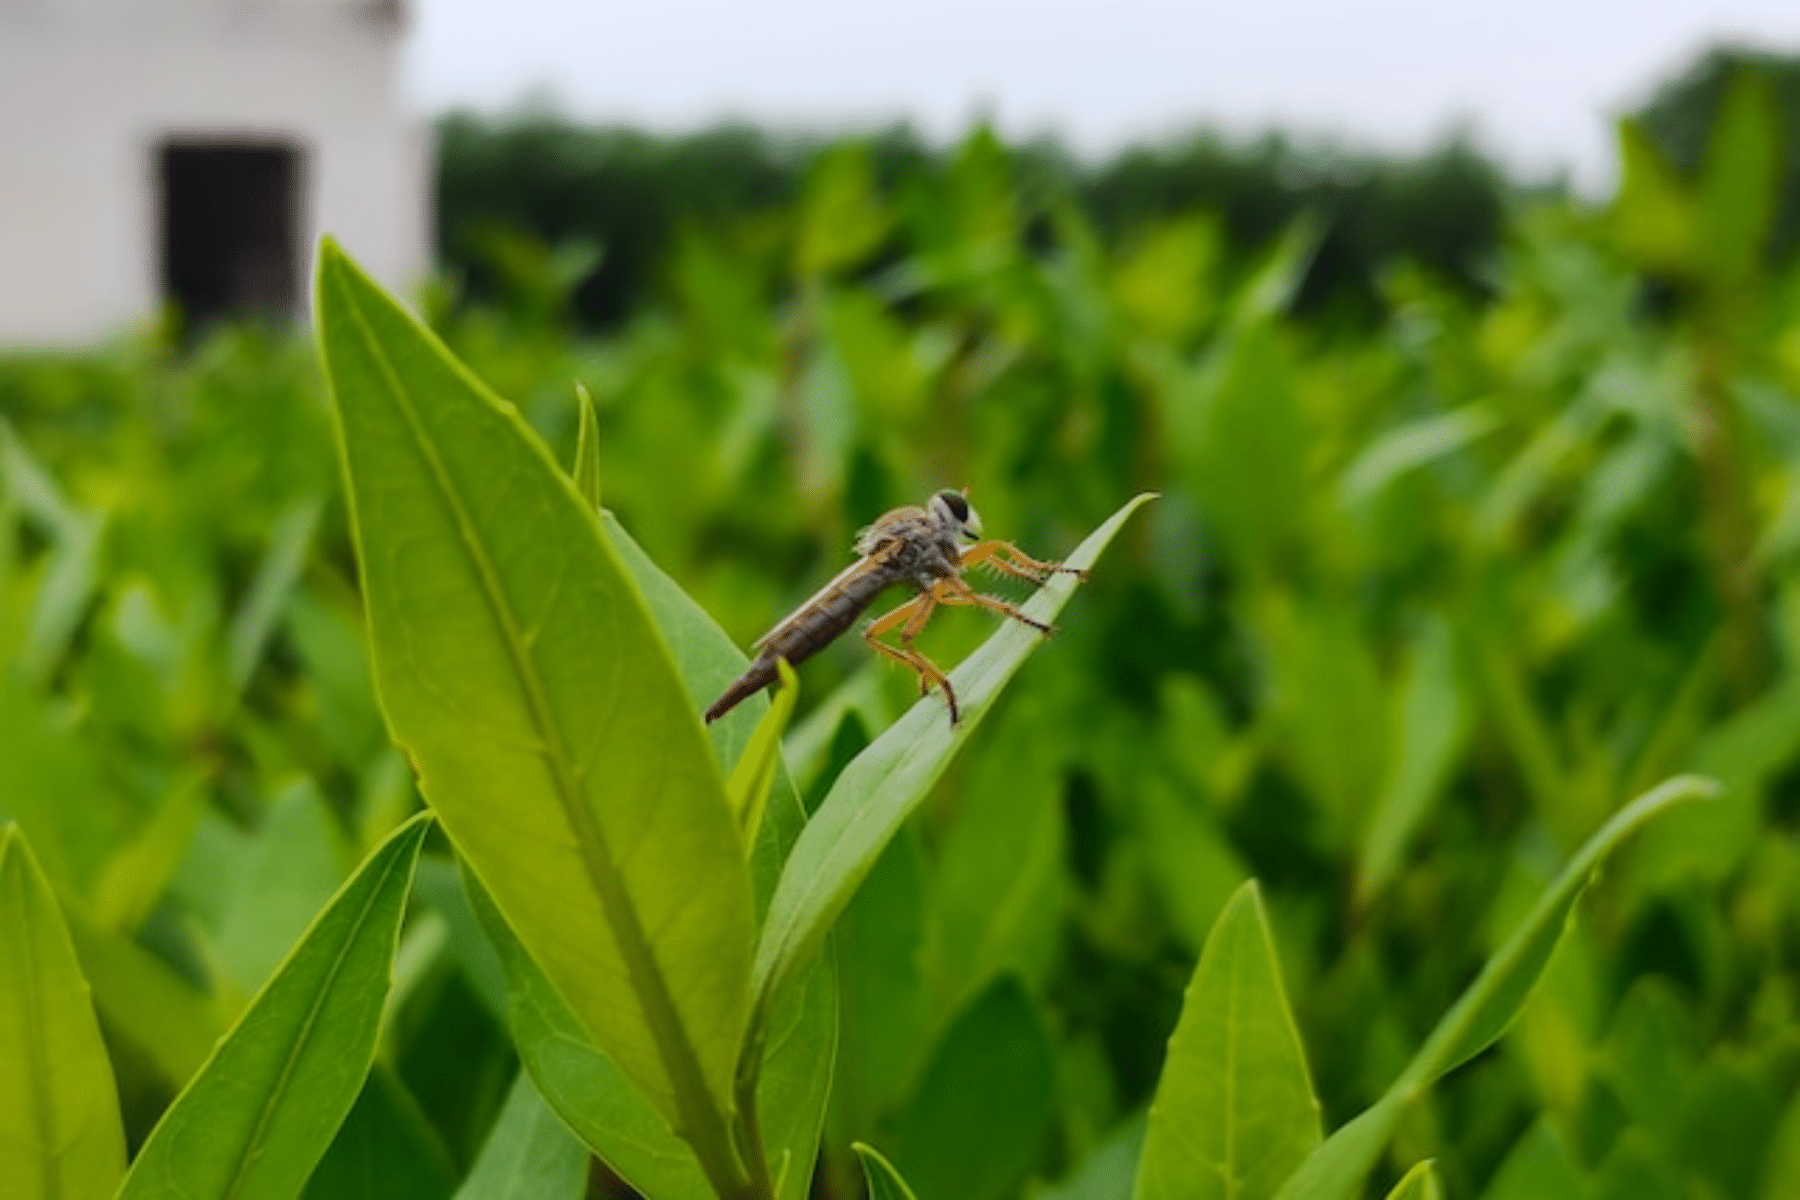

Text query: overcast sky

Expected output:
[403,0,1800,187]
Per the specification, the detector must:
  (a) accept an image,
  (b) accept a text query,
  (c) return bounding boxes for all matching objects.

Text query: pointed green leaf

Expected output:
[600,511,837,1199]
[753,493,1154,1013]
[464,866,710,1200]
[1612,120,1696,273]
[228,497,323,700]
[454,1071,588,1200]
[117,812,430,1200]
[1134,881,1320,1200]
[572,383,601,509]
[1383,1160,1441,1200]
[0,825,126,1200]
[1273,775,1716,1200]
[1697,67,1779,282]
[728,658,798,850]
[314,241,753,1175]
[853,1144,920,1200]
[1484,1120,1588,1200]
[1357,617,1468,903]
[214,778,346,996]
[90,768,209,933]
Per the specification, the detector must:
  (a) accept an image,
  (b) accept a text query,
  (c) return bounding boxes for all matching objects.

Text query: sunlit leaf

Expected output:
[118,813,430,1200]
[1135,881,1319,1200]
[0,825,126,1200]
[315,241,754,1175]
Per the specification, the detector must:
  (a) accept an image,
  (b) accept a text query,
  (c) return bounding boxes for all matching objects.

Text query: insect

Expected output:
[705,489,1085,726]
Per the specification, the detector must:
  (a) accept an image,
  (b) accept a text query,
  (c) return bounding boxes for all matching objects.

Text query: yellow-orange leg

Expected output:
[863,592,962,723]
[960,539,1088,585]
[935,574,1056,635]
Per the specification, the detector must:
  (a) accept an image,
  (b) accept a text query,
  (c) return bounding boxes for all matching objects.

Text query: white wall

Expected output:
[0,0,430,347]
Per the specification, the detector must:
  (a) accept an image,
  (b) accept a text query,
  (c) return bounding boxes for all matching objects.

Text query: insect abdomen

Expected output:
[763,567,890,665]
[704,566,895,724]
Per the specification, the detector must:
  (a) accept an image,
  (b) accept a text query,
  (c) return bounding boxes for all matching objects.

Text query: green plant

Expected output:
[2,70,1798,1196]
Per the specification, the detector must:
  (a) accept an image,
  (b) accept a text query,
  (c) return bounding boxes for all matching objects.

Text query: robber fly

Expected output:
[705,489,1085,726]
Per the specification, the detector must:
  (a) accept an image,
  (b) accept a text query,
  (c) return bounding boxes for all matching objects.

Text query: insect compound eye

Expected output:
[936,489,970,524]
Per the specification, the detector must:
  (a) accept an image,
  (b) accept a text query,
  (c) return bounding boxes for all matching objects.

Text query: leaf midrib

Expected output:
[333,277,741,1190]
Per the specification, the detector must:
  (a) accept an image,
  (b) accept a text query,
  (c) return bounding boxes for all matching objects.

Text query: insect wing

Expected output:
[752,551,894,651]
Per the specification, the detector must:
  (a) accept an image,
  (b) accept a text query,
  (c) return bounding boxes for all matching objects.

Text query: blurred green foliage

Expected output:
[4,54,1800,1198]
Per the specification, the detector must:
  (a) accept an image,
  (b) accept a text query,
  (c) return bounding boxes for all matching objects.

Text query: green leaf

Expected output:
[1612,121,1695,273]
[925,708,1066,1031]
[890,976,1056,1200]
[600,510,837,1200]
[462,867,710,1200]
[1038,1115,1146,1200]
[853,1143,920,1200]
[90,768,209,933]
[0,420,107,684]
[1383,1160,1441,1200]
[572,383,601,509]
[0,825,126,1200]
[214,778,347,996]
[753,493,1155,1014]
[796,144,890,278]
[728,658,798,850]
[454,1070,588,1200]
[1483,1120,1588,1200]
[303,1067,456,1200]
[63,914,223,1089]
[1186,326,1305,569]
[1138,773,1248,955]
[227,497,322,700]
[1697,66,1779,283]
[1134,881,1320,1200]
[117,812,430,1200]
[1338,407,1500,510]
[1272,775,1716,1200]
[828,826,927,1148]
[1357,617,1469,904]
[315,241,754,1179]
[412,854,508,1023]
[1761,1086,1800,1200]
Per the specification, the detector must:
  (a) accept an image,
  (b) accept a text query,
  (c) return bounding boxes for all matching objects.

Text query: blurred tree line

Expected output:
[434,44,1799,331]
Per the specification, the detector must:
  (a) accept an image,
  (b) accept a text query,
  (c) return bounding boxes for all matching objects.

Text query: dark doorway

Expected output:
[159,141,302,327]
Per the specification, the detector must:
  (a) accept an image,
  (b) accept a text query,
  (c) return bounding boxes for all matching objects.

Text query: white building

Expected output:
[0,0,430,347]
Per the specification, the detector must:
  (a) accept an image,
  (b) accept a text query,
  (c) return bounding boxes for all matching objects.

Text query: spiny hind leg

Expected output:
[937,574,1056,635]
[960,539,1088,585]
[863,594,961,722]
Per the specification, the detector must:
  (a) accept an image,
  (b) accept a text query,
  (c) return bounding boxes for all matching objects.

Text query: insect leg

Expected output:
[960,539,1088,584]
[863,592,961,723]
[937,574,1056,635]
